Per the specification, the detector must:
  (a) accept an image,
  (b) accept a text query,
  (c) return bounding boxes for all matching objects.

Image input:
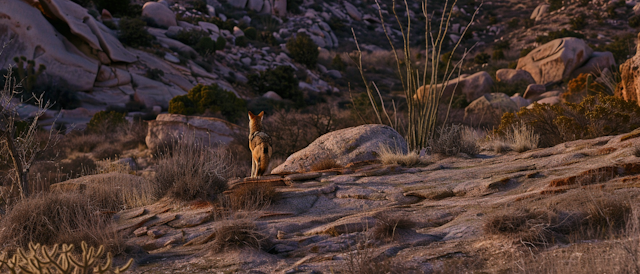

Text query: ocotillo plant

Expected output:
[13,56,46,93]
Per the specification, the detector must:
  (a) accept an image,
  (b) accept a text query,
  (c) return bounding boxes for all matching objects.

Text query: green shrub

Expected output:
[94,0,140,17]
[87,111,128,134]
[630,15,640,28]
[492,49,505,60]
[258,31,277,45]
[195,36,216,56]
[216,36,227,51]
[175,29,207,46]
[535,29,585,44]
[508,18,519,29]
[451,94,470,109]
[118,17,154,47]
[493,40,511,51]
[332,54,346,71]
[145,68,164,81]
[495,94,640,147]
[235,36,248,47]
[190,0,208,14]
[570,14,587,30]
[561,73,608,103]
[244,27,258,40]
[549,0,564,12]
[168,84,247,122]
[248,66,303,106]
[287,0,303,14]
[593,34,636,64]
[474,53,491,64]
[286,33,319,68]
[520,47,534,57]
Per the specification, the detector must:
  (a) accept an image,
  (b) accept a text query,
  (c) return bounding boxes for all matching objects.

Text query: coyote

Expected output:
[248,111,272,178]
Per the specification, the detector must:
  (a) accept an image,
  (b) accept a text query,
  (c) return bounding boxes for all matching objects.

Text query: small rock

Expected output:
[134,226,148,237]
[263,91,283,101]
[326,70,342,79]
[164,53,180,64]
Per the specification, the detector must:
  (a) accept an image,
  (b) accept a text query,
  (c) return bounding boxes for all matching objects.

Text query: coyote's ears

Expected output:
[248,111,265,119]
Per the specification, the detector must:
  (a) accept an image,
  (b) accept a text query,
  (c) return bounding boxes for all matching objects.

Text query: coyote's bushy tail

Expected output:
[255,143,271,176]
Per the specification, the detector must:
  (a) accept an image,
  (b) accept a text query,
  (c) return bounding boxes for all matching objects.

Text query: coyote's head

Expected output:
[248,111,265,133]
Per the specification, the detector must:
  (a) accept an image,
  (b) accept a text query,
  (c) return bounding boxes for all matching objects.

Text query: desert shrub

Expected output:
[286,33,319,68]
[287,0,303,13]
[86,111,128,135]
[175,28,207,46]
[492,80,529,96]
[561,73,609,103]
[27,83,80,110]
[474,53,491,64]
[248,66,303,106]
[495,94,640,147]
[216,36,227,50]
[549,0,564,12]
[60,156,98,179]
[226,183,277,211]
[378,144,423,167]
[535,29,585,44]
[168,84,247,122]
[493,40,511,51]
[118,17,154,47]
[92,144,123,160]
[450,94,470,108]
[194,36,216,56]
[332,54,346,71]
[630,15,640,28]
[244,27,258,40]
[310,158,343,171]
[429,125,479,156]
[488,123,539,153]
[190,0,208,14]
[79,173,157,212]
[145,68,164,81]
[211,220,266,252]
[94,0,140,17]
[258,31,277,45]
[520,47,534,57]
[153,138,231,200]
[0,192,122,252]
[235,35,248,47]
[492,49,505,60]
[372,212,415,240]
[507,18,519,29]
[593,34,636,64]
[570,14,587,30]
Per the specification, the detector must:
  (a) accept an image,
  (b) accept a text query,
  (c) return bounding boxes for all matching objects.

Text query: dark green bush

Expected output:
[287,0,303,14]
[195,36,216,56]
[216,36,227,51]
[549,0,564,12]
[508,18,519,29]
[495,94,640,147]
[145,68,164,81]
[286,33,319,68]
[492,49,505,60]
[94,0,140,17]
[244,27,258,40]
[87,111,128,134]
[520,47,534,57]
[118,17,154,47]
[535,29,585,44]
[168,84,247,122]
[630,15,640,28]
[190,0,208,14]
[332,54,346,71]
[235,36,248,47]
[259,31,277,45]
[248,66,303,107]
[474,53,491,64]
[570,14,587,30]
[493,40,511,51]
[593,34,636,64]
[29,83,80,111]
[175,29,207,46]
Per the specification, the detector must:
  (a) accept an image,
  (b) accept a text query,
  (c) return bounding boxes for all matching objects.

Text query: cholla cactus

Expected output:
[0,241,133,274]
[12,56,45,93]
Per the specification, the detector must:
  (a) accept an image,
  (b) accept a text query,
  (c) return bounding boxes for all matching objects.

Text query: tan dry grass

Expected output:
[429,125,480,156]
[310,158,343,171]
[377,144,424,167]
[371,212,416,240]
[210,220,266,252]
[225,183,278,211]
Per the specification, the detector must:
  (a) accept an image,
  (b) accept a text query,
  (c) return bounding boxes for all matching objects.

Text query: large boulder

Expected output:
[617,33,640,104]
[273,0,287,17]
[145,114,241,152]
[416,71,493,103]
[142,2,177,28]
[464,93,519,126]
[0,0,99,91]
[344,1,362,21]
[272,125,407,174]
[571,51,616,78]
[517,38,593,86]
[523,84,547,100]
[247,0,264,11]
[531,4,550,21]
[495,69,536,85]
[131,74,186,109]
[229,0,248,8]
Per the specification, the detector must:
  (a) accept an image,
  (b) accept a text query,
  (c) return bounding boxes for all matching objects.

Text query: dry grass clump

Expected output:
[64,133,106,153]
[153,138,232,201]
[211,220,266,252]
[371,212,416,240]
[68,173,157,212]
[92,144,123,160]
[0,192,123,253]
[343,232,418,274]
[429,125,480,156]
[29,156,98,188]
[310,158,343,171]
[488,123,540,153]
[225,183,278,211]
[377,144,424,167]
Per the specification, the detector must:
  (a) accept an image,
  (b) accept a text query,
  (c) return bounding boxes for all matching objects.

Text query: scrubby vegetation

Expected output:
[248,66,303,107]
[286,34,319,68]
[87,111,128,135]
[169,84,247,122]
[495,95,640,147]
[118,17,154,47]
[535,29,585,44]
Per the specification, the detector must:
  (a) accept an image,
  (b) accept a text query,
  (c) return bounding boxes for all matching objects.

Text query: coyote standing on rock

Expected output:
[248,111,272,178]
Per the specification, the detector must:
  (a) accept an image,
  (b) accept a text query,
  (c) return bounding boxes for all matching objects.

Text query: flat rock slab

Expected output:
[117,214,156,233]
[285,172,323,181]
[114,208,146,221]
[304,216,376,236]
[167,211,212,228]
[142,213,177,228]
